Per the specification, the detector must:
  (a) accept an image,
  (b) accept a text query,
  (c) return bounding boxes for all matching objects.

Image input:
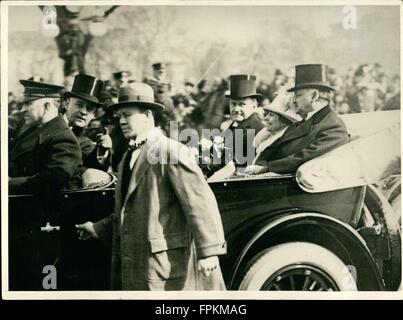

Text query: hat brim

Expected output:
[287,83,335,92]
[225,93,263,103]
[262,106,301,123]
[63,91,103,107]
[110,100,165,112]
[21,96,42,104]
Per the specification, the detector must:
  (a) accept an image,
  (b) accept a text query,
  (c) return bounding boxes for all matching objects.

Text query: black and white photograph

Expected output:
[1,0,402,299]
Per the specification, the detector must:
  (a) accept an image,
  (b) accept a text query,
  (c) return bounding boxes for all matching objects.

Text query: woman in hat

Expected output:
[253,92,302,164]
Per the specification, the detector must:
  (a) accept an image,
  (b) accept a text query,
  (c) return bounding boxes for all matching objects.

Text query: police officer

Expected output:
[9,80,82,194]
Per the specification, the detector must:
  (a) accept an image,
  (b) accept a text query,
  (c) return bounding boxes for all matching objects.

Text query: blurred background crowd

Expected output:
[7,5,401,146]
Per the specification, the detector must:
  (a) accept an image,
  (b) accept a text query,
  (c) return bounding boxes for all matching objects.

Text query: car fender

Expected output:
[228,212,384,290]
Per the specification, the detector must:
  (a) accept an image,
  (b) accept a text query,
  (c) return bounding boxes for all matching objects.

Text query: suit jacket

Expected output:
[255,106,348,173]
[9,115,82,194]
[93,129,227,290]
[224,112,265,166]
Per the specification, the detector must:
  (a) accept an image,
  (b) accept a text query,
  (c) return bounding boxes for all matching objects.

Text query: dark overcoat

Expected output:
[93,129,227,290]
[255,106,349,173]
[9,115,82,194]
[222,112,265,166]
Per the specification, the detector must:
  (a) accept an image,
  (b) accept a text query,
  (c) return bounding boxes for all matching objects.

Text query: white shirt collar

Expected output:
[305,104,328,120]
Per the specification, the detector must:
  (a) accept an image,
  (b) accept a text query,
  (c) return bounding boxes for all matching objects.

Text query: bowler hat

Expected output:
[287,64,335,92]
[63,74,105,107]
[225,75,263,102]
[19,79,64,103]
[110,82,165,111]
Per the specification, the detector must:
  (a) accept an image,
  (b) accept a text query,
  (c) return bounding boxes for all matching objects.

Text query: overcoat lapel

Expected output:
[120,129,166,211]
[123,143,151,206]
[272,106,331,148]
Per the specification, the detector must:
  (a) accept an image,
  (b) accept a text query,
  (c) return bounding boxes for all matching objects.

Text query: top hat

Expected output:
[263,91,302,123]
[110,82,165,111]
[19,79,64,103]
[63,74,105,107]
[225,75,263,102]
[287,64,335,92]
[113,71,132,80]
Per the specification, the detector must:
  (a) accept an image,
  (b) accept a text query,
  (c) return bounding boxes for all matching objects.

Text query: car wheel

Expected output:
[238,242,358,291]
[364,184,401,290]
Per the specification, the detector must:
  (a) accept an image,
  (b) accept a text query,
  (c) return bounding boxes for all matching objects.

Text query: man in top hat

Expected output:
[245,64,348,175]
[202,75,265,177]
[9,80,82,194]
[63,74,113,172]
[76,82,227,291]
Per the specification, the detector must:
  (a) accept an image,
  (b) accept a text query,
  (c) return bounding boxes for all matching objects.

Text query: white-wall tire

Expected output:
[238,242,358,291]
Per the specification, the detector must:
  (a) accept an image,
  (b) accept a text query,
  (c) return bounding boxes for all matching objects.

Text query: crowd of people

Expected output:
[9,62,400,138]
[8,62,400,175]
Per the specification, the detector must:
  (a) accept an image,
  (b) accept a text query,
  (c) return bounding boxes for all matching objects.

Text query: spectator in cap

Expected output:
[76,82,227,291]
[113,71,132,89]
[244,64,348,175]
[9,79,82,194]
[144,62,175,132]
[63,74,112,175]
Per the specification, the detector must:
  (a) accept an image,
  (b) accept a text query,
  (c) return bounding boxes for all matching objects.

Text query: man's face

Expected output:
[263,111,287,133]
[65,97,96,128]
[229,97,257,123]
[153,68,166,80]
[117,105,150,140]
[293,89,315,116]
[21,99,46,126]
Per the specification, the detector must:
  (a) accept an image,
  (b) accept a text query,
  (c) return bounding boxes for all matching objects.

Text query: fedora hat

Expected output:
[225,74,263,102]
[63,74,105,107]
[110,82,165,111]
[263,91,302,123]
[287,64,335,92]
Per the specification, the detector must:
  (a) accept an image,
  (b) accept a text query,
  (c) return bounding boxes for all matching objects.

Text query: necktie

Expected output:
[120,139,147,201]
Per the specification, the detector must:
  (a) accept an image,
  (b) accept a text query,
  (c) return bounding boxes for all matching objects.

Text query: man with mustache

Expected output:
[63,74,112,172]
[9,79,82,194]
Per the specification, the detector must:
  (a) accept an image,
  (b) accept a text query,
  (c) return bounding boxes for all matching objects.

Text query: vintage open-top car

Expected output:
[7,111,401,292]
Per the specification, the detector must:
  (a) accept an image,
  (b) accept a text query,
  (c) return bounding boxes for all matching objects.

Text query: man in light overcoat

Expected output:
[76,82,227,290]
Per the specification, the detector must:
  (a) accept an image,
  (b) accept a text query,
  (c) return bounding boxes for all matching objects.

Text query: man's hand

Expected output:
[237,165,267,176]
[75,221,98,240]
[198,256,219,277]
[97,132,112,150]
